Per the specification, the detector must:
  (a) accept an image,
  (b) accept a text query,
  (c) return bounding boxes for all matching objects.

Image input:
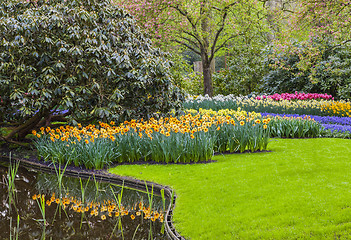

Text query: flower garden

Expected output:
[2,90,351,239]
[30,93,351,165]
[106,93,351,239]
[25,92,351,239]
[2,0,351,238]
[33,103,327,169]
[0,0,351,240]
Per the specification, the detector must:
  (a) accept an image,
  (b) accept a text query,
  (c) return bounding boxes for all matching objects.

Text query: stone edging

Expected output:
[0,156,186,240]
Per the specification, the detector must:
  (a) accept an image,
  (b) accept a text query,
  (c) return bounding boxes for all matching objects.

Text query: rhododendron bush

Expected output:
[0,0,182,141]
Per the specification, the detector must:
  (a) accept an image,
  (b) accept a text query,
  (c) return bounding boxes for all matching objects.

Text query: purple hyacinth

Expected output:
[260,112,351,126]
[321,124,351,133]
[260,112,351,134]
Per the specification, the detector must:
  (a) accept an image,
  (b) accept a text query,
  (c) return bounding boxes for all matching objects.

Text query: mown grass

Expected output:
[110,138,351,239]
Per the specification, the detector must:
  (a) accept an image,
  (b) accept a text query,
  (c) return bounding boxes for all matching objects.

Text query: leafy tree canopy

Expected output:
[263,40,351,100]
[269,0,351,74]
[117,0,270,96]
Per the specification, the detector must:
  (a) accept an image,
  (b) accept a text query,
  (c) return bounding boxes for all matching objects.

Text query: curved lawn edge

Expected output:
[0,155,185,240]
[109,138,351,240]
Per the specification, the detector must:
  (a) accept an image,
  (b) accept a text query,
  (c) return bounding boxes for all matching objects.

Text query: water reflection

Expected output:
[0,162,169,239]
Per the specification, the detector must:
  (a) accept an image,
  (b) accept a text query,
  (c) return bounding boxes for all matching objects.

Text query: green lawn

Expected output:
[109,138,351,239]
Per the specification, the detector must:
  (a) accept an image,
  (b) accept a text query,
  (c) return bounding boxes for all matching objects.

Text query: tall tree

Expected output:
[117,0,269,96]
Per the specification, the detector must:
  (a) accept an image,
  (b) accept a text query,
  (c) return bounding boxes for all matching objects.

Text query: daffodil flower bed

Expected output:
[33,110,322,169]
[185,94,351,117]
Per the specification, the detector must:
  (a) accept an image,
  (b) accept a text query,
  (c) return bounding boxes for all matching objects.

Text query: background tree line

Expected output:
[117,0,351,99]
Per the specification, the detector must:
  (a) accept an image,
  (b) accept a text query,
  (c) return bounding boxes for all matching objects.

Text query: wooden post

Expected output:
[194,61,203,73]
[194,59,215,74]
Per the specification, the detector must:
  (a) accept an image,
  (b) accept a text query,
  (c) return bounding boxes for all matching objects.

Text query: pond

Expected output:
[0,159,169,239]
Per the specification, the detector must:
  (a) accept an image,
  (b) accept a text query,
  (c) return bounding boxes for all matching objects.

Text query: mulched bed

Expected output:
[213,149,272,155]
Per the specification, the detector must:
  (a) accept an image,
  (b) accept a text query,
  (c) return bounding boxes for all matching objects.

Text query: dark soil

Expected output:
[213,149,272,155]
[0,142,37,160]
[108,159,217,168]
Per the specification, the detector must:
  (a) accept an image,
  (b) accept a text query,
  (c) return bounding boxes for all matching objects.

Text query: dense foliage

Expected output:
[262,42,351,100]
[212,32,268,96]
[269,0,351,74]
[0,0,182,140]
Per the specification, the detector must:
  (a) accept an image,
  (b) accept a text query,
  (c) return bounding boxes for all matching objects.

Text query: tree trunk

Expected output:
[200,3,214,97]
[4,108,51,140]
[202,61,213,97]
[201,48,214,97]
[266,0,283,42]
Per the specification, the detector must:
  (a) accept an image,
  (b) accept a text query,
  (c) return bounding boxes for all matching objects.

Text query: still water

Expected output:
[0,161,168,239]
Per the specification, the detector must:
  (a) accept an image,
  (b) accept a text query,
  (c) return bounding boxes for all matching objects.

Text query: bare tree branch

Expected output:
[177,34,200,49]
[173,39,202,55]
[171,5,200,39]
[0,136,31,148]
[281,2,295,14]
[213,32,246,55]
[182,30,204,49]
[326,39,351,53]
[209,2,238,62]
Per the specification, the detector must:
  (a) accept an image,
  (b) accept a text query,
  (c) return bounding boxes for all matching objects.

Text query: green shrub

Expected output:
[213,45,267,96]
[0,0,182,140]
[262,41,351,100]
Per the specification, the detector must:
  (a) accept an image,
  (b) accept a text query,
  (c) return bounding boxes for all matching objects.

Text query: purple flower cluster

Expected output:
[53,109,69,115]
[261,113,351,125]
[256,92,334,101]
[321,124,351,133]
[261,112,351,133]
